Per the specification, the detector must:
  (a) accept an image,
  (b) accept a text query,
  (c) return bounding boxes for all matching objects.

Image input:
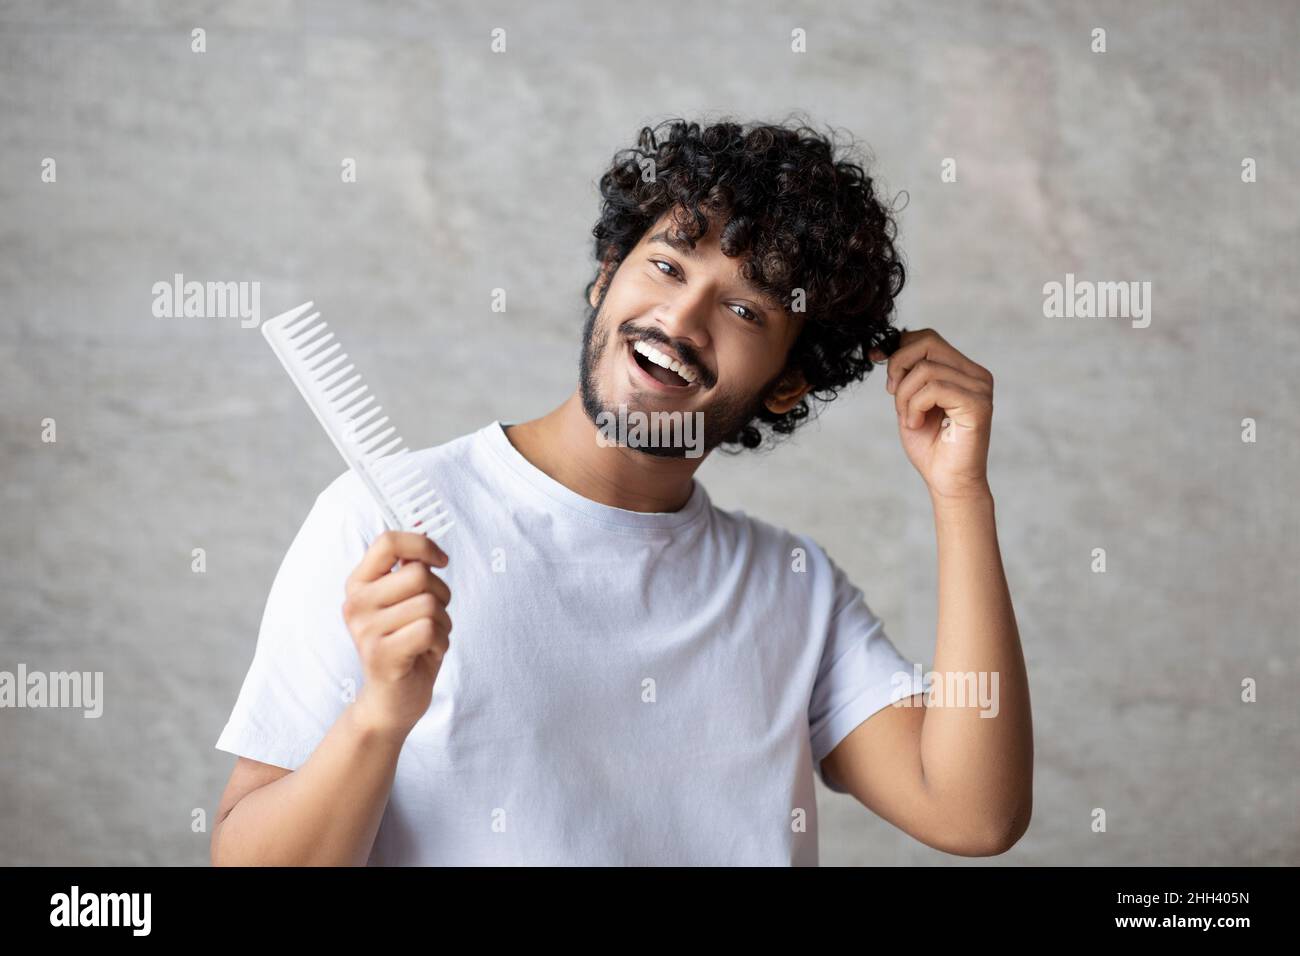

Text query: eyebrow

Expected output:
[646,230,786,313]
[648,230,698,258]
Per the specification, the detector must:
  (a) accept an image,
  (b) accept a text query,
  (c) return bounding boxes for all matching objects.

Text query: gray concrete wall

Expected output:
[1,0,1296,865]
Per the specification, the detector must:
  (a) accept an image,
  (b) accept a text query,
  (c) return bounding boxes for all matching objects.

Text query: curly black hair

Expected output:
[586,114,907,451]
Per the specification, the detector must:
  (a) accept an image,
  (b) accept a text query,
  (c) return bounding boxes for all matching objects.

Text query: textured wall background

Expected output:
[1,0,1296,865]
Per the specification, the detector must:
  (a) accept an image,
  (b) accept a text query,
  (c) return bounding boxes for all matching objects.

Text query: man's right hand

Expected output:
[341,530,452,739]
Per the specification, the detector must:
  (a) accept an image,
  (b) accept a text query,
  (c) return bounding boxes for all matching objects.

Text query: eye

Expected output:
[651,258,762,325]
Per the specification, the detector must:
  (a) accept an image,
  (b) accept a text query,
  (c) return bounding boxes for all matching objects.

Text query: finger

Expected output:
[385,609,451,659]
[893,359,992,422]
[871,327,926,371]
[887,331,974,393]
[867,345,892,364]
[354,559,451,612]
[867,325,905,364]
[884,329,991,394]
[347,530,448,590]
[373,618,441,677]
[902,379,988,430]
[369,590,444,640]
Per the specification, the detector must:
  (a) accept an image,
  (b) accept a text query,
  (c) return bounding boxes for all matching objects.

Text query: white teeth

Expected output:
[633,340,698,384]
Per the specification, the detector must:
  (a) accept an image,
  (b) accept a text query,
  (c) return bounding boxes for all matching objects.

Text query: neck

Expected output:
[503,392,705,513]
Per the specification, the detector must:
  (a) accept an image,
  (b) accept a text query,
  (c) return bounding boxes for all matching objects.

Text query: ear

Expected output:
[588,257,617,309]
[764,367,812,415]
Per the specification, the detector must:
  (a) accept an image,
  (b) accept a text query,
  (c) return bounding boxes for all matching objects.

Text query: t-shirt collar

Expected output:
[481,419,709,532]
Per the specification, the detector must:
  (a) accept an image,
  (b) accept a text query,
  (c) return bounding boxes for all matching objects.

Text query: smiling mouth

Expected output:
[627,339,700,391]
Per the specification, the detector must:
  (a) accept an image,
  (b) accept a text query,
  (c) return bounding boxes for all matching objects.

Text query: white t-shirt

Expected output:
[216,420,926,865]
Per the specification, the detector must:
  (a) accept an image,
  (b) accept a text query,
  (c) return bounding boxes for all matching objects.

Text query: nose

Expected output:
[651,284,712,356]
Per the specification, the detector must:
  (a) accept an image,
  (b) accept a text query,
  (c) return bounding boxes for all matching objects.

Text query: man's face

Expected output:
[579,211,805,457]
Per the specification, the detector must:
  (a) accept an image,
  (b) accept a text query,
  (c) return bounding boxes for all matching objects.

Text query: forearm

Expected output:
[212,704,407,866]
[919,489,1033,842]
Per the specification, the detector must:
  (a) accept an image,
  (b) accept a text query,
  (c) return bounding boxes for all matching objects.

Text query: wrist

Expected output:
[930,485,995,522]
[929,480,993,506]
[348,695,414,747]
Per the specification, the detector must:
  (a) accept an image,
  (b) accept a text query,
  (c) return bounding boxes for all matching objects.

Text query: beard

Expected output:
[577,296,781,458]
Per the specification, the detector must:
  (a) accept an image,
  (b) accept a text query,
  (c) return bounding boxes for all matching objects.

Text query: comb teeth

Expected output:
[262,301,455,539]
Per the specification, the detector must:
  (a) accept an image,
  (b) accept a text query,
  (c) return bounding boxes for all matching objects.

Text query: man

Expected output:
[211,117,1032,866]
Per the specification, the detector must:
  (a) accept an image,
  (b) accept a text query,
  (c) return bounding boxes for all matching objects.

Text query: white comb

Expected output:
[261,300,454,540]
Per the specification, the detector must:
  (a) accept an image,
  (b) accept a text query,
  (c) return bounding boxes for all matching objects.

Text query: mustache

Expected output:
[617,319,714,388]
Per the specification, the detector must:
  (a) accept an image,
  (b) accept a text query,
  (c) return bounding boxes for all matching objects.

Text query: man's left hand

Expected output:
[868,328,995,502]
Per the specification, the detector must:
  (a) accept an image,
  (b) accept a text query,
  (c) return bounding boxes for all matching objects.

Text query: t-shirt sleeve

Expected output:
[214,471,376,771]
[807,544,929,794]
